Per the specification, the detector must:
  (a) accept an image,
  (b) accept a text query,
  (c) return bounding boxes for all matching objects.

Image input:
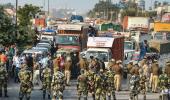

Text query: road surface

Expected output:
[0,79,159,100]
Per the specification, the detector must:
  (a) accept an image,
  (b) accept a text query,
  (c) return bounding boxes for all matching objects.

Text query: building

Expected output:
[136,0,145,10]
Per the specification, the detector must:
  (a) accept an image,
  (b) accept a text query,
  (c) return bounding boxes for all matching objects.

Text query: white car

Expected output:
[36,43,51,50]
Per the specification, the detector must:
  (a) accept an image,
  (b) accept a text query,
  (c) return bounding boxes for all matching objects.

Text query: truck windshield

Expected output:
[86,51,109,62]
[124,42,133,50]
[57,35,79,46]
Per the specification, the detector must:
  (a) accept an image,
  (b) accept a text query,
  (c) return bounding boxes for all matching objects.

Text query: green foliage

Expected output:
[87,1,119,20]
[0,5,16,45]
[17,4,41,45]
[17,4,40,26]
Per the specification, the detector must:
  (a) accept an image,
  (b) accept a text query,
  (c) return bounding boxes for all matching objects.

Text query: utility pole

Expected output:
[48,0,49,16]
[16,0,18,36]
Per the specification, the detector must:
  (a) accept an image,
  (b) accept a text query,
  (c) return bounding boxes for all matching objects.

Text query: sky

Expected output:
[0,0,168,14]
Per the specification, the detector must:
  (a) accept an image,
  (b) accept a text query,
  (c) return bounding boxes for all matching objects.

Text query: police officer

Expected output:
[51,67,65,100]
[18,64,33,100]
[106,66,116,100]
[0,63,8,97]
[150,59,160,93]
[165,61,170,77]
[159,68,170,100]
[41,65,52,99]
[94,69,107,100]
[77,70,88,100]
[64,57,72,86]
[113,60,123,91]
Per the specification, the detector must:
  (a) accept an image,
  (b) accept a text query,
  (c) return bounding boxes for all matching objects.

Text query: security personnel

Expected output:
[129,61,140,100]
[51,67,65,100]
[139,68,147,100]
[158,68,170,100]
[18,64,33,100]
[165,61,170,77]
[41,65,52,99]
[94,69,107,100]
[77,70,88,100]
[127,61,133,90]
[150,59,160,93]
[86,70,95,100]
[106,67,116,100]
[0,63,8,97]
[77,56,89,72]
[64,58,72,86]
[113,61,123,91]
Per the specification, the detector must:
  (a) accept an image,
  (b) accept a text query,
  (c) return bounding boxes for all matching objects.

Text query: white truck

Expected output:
[85,36,124,68]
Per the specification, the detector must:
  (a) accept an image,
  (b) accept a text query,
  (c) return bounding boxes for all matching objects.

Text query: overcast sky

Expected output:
[0,0,168,14]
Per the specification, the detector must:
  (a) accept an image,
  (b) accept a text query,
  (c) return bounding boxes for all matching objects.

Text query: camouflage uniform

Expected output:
[51,68,65,100]
[138,69,147,100]
[41,67,52,99]
[158,69,170,100]
[94,70,107,100]
[77,70,88,100]
[18,65,33,100]
[0,64,8,97]
[86,70,95,100]
[105,68,116,100]
[129,74,140,100]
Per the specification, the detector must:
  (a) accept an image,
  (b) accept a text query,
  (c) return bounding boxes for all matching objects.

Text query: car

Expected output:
[36,43,51,50]
[32,47,49,53]
[39,39,53,45]
[20,49,47,62]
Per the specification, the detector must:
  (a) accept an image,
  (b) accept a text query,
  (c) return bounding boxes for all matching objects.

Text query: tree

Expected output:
[0,5,15,45]
[87,1,119,20]
[17,4,41,44]
[17,4,41,26]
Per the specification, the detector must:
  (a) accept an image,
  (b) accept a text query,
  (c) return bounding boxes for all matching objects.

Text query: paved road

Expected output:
[0,79,159,100]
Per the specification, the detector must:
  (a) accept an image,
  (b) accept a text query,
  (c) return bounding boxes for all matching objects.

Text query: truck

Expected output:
[149,22,170,67]
[152,22,170,41]
[56,23,90,52]
[85,36,124,67]
[122,16,149,31]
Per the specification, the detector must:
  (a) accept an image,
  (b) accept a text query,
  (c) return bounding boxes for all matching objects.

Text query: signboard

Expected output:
[162,13,170,22]
[127,17,149,30]
[87,37,114,47]
[154,22,170,32]
[58,24,82,31]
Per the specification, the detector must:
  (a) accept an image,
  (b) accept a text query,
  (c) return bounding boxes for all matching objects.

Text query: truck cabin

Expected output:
[153,31,170,41]
[57,24,89,51]
[40,29,57,42]
[86,36,124,68]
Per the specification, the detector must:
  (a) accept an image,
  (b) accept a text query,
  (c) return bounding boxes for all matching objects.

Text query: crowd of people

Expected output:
[0,43,170,100]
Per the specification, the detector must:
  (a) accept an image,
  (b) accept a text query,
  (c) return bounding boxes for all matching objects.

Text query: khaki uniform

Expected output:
[41,67,52,99]
[0,64,8,97]
[165,64,170,77]
[51,71,65,100]
[64,61,72,85]
[78,58,89,71]
[113,64,122,91]
[150,63,160,92]
[18,67,32,100]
